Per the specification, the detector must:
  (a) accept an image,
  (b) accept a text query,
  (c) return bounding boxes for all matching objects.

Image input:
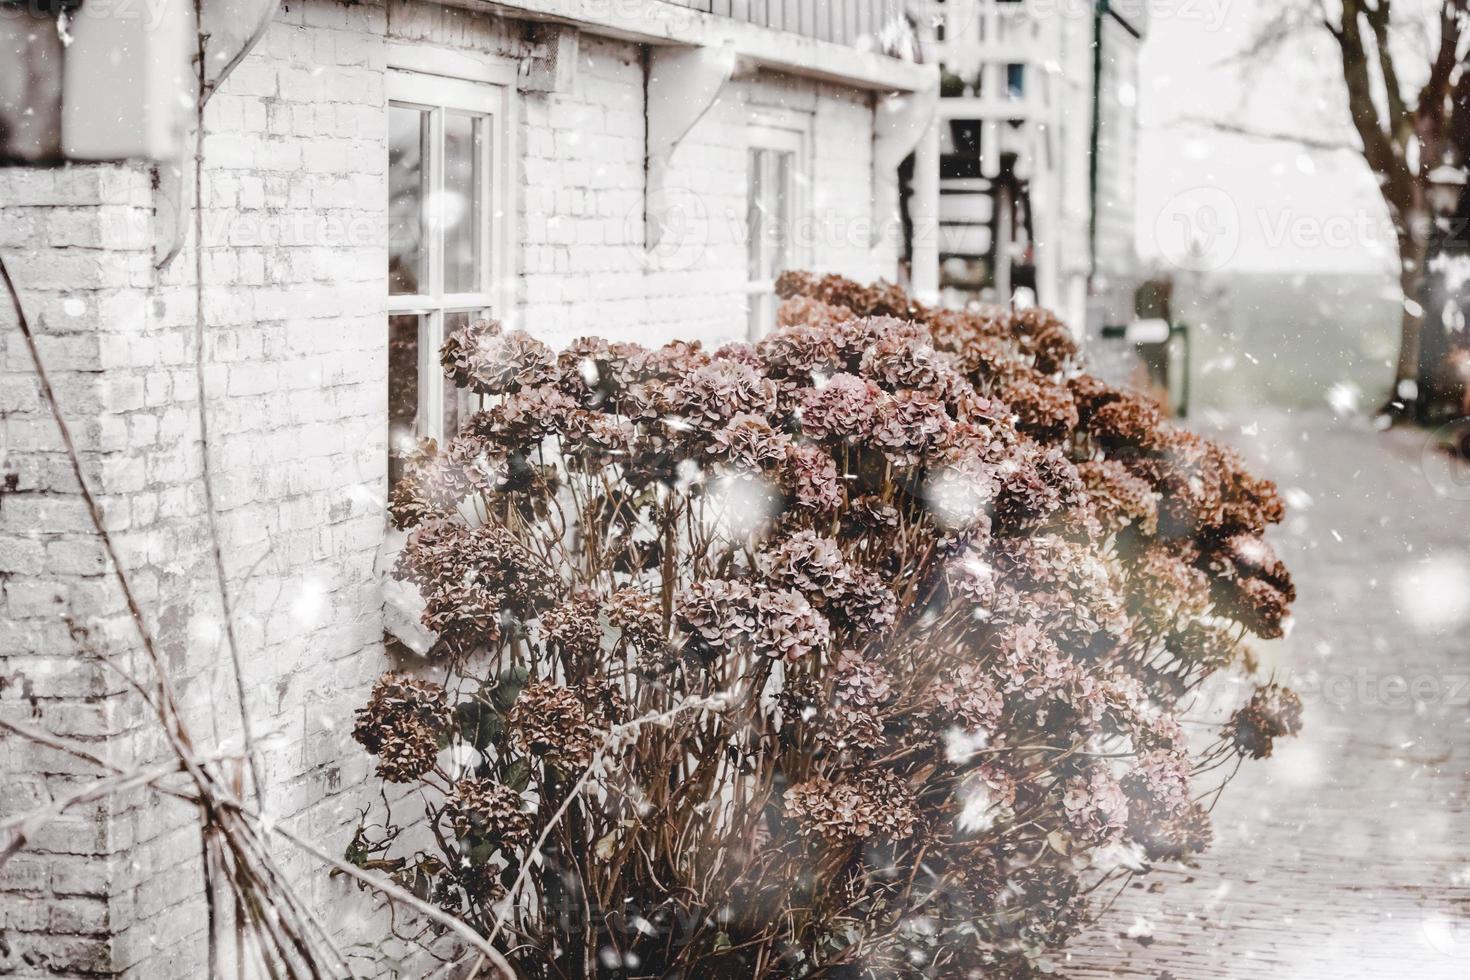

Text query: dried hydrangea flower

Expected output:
[1078,459,1159,536]
[1060,765,1130,845]
[1228,683,1303,758]
[781,443,843,515]
[828,566,899,637]
[935,663,1004,733]
[785,770,919,844]
[669,361,777,426]
[709,413,790,471]
[800,373,879,441]
[675,579,757,653]
[760,531,851,606]
[444,777,534,850]
[540,598,604,662]
[352,673,452,783]
[441,319,556,395]
[869,389,954,466]
[757,323,840,375]
[508,681,603,770]
[753,587,832,661]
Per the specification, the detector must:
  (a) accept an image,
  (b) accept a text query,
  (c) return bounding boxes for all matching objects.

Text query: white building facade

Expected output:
[0,2,934,974]
[920,0,1145,338]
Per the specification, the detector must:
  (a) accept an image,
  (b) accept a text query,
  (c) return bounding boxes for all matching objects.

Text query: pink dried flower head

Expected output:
[828,566,899,637]
[713,340,763,369]
[675,579,757,652]
[441,319,555,395]
[830,315,928,369]
[753,587,832,661]
[473,386,577,448]
[785,770,919,844]
[775,293,854,330]
[444,777,534,850]
[935,663,1004,733]
[870,389,954,466]
[1127,542,1212,629]
[633,339,712,381]
[422,575,503,655]
[832,650,895,707]
[760,530,852,606]
[1209,554,1293,639]
[509,681,601,770]
[1086,390,1166,452]
[994,372,1078,445]
[781,443,843,515]
[540,598,604,662]
[555,336,645,407]
[999,306,1078,375]
[1078,459,1159,536]
[1060,764,1129,845]
[813,702,887,752]
[757,323,840,376]
[858,334,953,393]
[606,586,665,652]
[1228,683,1303,758]
[709,413,790,471]
[995,622,1076,702]
[559,410,635,470]
[669,361,777,426]
[398,522,556,646]
[353,673,452,783]
[800,373,880,441]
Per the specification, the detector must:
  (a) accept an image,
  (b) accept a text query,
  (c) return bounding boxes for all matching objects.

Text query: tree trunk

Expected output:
[1392,224,1430,412]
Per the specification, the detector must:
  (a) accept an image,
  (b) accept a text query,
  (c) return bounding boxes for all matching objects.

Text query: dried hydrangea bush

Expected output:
[348,271,1302,978]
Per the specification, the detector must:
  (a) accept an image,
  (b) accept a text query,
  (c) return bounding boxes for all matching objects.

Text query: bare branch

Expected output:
[1159,115,1362,153]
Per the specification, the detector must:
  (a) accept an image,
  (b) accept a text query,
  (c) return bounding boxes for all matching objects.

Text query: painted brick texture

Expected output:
[0,0,902,975]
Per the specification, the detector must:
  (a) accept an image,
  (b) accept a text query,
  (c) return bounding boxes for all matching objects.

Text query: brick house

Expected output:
[0,0,936,974]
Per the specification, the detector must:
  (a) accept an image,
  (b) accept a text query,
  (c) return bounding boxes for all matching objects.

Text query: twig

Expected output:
[487,695,730,948]
[193,0,263,803]
[256,816,516,979]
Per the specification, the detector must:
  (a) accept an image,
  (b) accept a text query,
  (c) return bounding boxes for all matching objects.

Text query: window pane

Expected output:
[1006,63,1025,99]
[388,314,424,485]
[747,148,764,281]
[443,113,485,295]
[443,312,478,436]
[772,150,791,276]
[389,105,428,295]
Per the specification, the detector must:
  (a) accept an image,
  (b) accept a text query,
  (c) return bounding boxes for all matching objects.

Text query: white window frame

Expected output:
[386,46,517,458]
[745,115,811,340]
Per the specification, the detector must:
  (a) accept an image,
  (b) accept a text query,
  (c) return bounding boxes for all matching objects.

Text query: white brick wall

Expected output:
[0,0,902,974]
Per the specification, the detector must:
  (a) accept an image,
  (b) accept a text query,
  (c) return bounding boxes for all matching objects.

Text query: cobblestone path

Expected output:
[1067,410,1470,979]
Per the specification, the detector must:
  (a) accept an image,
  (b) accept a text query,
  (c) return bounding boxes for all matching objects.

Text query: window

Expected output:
[745,123,808,339]
[387,53,514,483]
[1006,63,1026,99]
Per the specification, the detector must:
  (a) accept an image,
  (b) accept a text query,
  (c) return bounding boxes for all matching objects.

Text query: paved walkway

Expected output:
[1067,409,1470,979]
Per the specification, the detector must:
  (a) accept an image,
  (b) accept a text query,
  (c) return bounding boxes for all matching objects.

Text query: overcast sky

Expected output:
[1134,0,1403,277]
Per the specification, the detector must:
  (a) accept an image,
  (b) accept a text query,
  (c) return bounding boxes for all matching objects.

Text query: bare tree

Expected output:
[1229,0,1470,413]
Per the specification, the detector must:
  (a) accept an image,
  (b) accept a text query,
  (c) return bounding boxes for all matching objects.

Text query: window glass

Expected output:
[389,105,428,296]
[387,313,423,485]
[1006,63,1026,98]
[443,113,483,295]
[387,73,500,479]
[746,145,797,339]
